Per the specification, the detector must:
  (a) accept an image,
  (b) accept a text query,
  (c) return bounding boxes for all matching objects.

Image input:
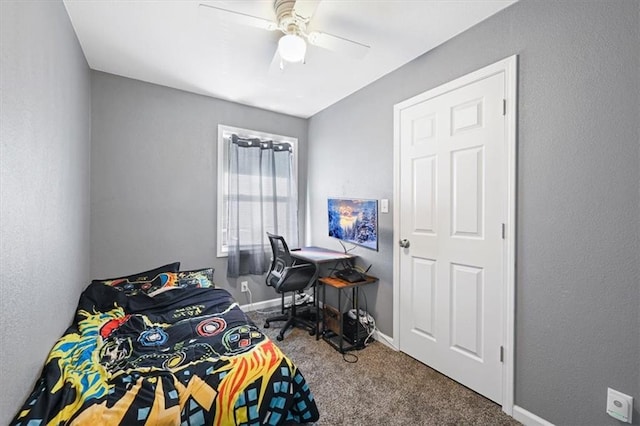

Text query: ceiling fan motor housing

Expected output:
[274,0,309,35]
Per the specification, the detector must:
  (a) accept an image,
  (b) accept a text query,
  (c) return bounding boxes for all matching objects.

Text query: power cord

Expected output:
[244,287,281,315]
[337,240,358,254]
[358,290,376,347]
[342,353,358,363]
[371,325,395,347]
[359,290,396,347]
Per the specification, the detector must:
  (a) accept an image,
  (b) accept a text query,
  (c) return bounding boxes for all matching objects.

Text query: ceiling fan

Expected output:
[198,0,370,69]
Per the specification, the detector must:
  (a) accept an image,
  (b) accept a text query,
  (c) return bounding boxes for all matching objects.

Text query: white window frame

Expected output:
[216,124,298,258]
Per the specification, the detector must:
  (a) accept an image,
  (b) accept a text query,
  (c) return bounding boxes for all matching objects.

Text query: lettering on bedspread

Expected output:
[173,304,206,318]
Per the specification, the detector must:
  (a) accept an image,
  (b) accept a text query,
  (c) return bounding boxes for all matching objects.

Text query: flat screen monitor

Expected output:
[327,198,378,251]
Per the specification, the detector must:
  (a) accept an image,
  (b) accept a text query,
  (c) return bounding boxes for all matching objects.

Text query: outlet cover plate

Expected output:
[380,199,389,213]
[607,387,633,423]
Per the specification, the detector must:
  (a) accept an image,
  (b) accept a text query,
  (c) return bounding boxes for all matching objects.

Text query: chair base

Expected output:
[264,304,316,341]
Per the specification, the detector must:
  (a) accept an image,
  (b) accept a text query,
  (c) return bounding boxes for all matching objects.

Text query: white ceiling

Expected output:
[63,0,516,118]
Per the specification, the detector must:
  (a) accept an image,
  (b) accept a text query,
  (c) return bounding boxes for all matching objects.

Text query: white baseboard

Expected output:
[372,329,397,350]
[512,405,554,426]
[239,295,291,313]
[240,288,317,313]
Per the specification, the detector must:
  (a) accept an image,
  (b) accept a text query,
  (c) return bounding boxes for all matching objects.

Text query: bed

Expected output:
[11,263,319,425]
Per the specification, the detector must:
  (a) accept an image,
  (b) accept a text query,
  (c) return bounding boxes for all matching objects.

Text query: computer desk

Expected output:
[289,246,356,339]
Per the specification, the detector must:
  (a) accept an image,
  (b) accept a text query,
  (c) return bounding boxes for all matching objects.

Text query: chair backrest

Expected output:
[266,232,292,288]
[265,233,316,293]
[267,232,293,268]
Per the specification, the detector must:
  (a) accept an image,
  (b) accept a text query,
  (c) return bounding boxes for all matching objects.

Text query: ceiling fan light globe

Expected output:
[278,34,306,63]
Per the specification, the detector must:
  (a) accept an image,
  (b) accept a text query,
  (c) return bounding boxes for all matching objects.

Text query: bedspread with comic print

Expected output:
[11,284,319,425]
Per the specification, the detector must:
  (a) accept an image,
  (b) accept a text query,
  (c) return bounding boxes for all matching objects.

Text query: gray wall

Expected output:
[0,1,91,423]
[90,72,308,302]
[2,1,637,425]
[307,0,639,425]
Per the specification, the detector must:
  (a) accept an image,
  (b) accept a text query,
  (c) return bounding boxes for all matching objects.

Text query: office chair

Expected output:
[264,232,317,341]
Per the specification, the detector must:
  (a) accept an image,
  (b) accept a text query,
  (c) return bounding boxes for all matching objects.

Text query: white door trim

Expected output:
[392,55,517,415]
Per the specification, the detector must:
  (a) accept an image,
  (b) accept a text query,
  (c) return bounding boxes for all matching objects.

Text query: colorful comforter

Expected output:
[12,284,319,425]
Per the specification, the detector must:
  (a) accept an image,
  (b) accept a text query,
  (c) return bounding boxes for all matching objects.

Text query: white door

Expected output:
[396,67,509,404]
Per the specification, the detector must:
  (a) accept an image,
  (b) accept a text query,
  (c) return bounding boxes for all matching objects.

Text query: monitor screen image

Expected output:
[328,198,378,251]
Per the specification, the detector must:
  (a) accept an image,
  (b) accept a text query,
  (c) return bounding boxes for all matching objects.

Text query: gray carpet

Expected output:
[248,310,521,426]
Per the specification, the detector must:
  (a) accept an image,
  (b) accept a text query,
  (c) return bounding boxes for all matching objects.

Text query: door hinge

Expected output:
[500,346,504,362]
[502,99,506,115]
[501,223,506,239]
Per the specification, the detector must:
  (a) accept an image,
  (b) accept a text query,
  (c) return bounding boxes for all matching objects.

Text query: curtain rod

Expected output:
[231,134,292,151]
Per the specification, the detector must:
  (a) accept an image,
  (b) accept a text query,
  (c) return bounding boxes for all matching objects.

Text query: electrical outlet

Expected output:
[607,387,633,423]
[240,281,249,292]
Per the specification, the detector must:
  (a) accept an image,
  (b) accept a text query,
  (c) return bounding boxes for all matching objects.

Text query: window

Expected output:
[217,125,299,259]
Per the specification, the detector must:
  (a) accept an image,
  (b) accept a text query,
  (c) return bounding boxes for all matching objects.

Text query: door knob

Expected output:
[399,239,410,248]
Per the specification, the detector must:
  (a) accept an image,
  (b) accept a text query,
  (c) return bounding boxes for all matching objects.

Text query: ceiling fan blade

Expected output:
[198,3,278,31]
[307,31,370,59]
[292,0,321,20]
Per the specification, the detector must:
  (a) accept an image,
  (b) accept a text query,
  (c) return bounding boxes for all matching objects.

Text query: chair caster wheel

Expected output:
[276,335,284,341]
[264,323,270,328]
[309,329,315,336]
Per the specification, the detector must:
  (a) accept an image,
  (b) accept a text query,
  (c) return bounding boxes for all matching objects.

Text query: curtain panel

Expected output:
[226,134,298,278]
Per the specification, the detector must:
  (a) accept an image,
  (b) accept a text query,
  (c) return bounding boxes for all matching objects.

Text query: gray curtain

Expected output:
[226,134,298,278]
